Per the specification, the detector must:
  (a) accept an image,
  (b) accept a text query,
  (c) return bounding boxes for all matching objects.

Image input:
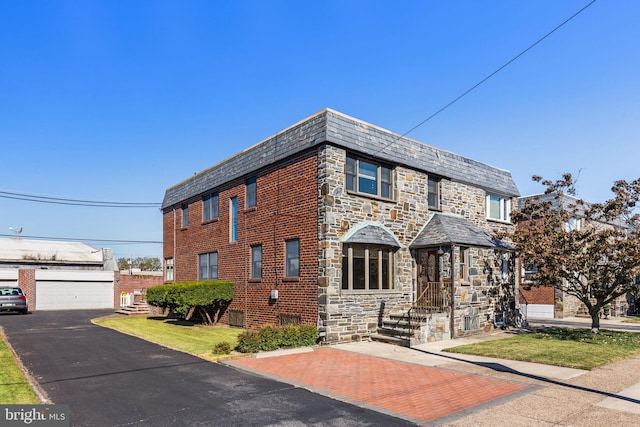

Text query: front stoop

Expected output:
[115,301,151,316]
[371,312,418,347]
[371,310,450,347]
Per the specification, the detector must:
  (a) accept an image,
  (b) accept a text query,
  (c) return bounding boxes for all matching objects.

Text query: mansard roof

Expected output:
[162,108,520,210]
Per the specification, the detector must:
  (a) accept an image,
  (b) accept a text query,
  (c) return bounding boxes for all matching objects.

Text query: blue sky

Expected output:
[1,0,638,261]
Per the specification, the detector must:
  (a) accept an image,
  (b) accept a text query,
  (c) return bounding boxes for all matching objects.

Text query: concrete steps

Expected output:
[115,301,151,316]
[371,311,428,347]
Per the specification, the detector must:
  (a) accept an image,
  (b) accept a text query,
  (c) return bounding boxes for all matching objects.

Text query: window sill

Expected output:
[244,207,257,213]
[202,218,219,225]
[340,289,402,295]
[282,277,300,283]
[486,217,512,225]
[180,227,189,231]
[345,190,394,203]
[248,278,262,283]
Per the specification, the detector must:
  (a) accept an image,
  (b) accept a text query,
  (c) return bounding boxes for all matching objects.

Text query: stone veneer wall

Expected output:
[318,144,517,343]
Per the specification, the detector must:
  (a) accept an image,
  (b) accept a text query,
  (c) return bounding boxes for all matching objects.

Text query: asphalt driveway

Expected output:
[0,310,414,426]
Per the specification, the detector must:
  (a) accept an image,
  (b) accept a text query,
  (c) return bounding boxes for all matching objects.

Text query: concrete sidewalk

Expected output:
[229,321,640,425]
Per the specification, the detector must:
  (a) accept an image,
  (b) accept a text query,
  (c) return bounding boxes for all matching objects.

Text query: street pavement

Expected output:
[0,310,414,426]
[2,311,640,426]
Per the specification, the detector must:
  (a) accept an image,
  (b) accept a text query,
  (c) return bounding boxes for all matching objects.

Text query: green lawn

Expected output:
[622,317,640,324]
[0,334,39,404]
[93,315,244,360]
[444,328,640,370]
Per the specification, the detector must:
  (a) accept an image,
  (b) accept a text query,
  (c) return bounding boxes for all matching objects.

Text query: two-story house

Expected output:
[161,108,519,344]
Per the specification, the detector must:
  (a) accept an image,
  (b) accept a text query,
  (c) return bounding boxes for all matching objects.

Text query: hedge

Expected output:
[236,324,318,353]
[146,280,233,324]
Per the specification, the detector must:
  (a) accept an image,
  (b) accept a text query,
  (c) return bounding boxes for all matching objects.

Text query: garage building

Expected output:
[0,238,118,311]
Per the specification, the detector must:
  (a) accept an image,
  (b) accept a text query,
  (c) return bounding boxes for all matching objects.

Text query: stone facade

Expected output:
[318,144,517,343]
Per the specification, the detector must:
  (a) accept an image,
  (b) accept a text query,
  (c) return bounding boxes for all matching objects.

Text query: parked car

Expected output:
[0,286,28,314]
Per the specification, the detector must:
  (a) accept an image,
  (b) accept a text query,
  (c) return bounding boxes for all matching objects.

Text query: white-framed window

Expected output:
[428,177,441,210]
[203,192,219,221]
[346,155,393,199]
[246,177,257,208]
[458,246,470,283]
[165,258,174,281]
[486,194,511,222]
[285,239,300,277]
[181,203,189,227]
[198,252,218,280]
[341,244,393,291]
[251,245,262,279]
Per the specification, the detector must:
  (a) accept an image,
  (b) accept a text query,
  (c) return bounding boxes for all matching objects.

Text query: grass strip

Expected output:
[444,328,640,370]
[93,315,244,359]
[0,332,39,404]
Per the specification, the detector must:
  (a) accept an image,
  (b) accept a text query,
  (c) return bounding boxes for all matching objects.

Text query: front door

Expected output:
[417,248,439,300]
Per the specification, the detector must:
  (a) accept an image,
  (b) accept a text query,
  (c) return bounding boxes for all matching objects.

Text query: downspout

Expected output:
[450,244,456,339]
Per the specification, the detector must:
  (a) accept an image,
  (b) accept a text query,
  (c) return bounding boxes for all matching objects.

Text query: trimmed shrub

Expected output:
[258,326,282,351]
[212,341,232,355]
[299,325,318,346]
[235,324,318,353]
[280,324,301,349]
[146,280,233,323]
[235,331,262,353]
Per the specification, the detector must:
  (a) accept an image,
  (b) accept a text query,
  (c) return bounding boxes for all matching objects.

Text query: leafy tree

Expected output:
[511,173,640,332]
[117,257,162,271]
[146,281,233,324]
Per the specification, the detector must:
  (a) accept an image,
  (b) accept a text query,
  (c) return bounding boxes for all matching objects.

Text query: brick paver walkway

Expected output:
[229,347,529,424]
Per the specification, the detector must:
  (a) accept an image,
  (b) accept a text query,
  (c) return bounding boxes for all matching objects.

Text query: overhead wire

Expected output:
[0,234,161,244]
[370,0,598,158]
[0,190,160,208]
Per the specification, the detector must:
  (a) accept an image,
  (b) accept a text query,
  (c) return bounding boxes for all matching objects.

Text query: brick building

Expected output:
[162,109,520,344]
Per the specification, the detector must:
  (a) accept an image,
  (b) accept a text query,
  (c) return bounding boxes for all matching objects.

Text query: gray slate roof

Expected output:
[162,108,519,209]
[410,213,506,248]
[340,222,401,247]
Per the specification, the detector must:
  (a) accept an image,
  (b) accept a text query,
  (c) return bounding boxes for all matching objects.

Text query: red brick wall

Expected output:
[163,149,319,329]
[519,285,554,305]
[18,269,36,312]
[119,274,163,294]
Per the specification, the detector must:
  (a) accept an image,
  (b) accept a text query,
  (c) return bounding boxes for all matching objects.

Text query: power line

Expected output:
[372,0,598,157]
[0,190,161,208]
[0,234,161,244]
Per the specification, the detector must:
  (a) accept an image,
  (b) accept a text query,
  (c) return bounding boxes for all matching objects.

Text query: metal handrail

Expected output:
[408,282,450,343]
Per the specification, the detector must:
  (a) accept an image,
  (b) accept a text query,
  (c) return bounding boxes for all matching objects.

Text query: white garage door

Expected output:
[35,270,114,310]
[0,270,18,287]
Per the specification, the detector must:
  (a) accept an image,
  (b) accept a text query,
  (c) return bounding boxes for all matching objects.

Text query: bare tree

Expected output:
[511,173,640,332]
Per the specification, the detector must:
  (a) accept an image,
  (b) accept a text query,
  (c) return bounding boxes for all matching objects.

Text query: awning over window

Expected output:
[410,213,510,249]
[340,222,401,248]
